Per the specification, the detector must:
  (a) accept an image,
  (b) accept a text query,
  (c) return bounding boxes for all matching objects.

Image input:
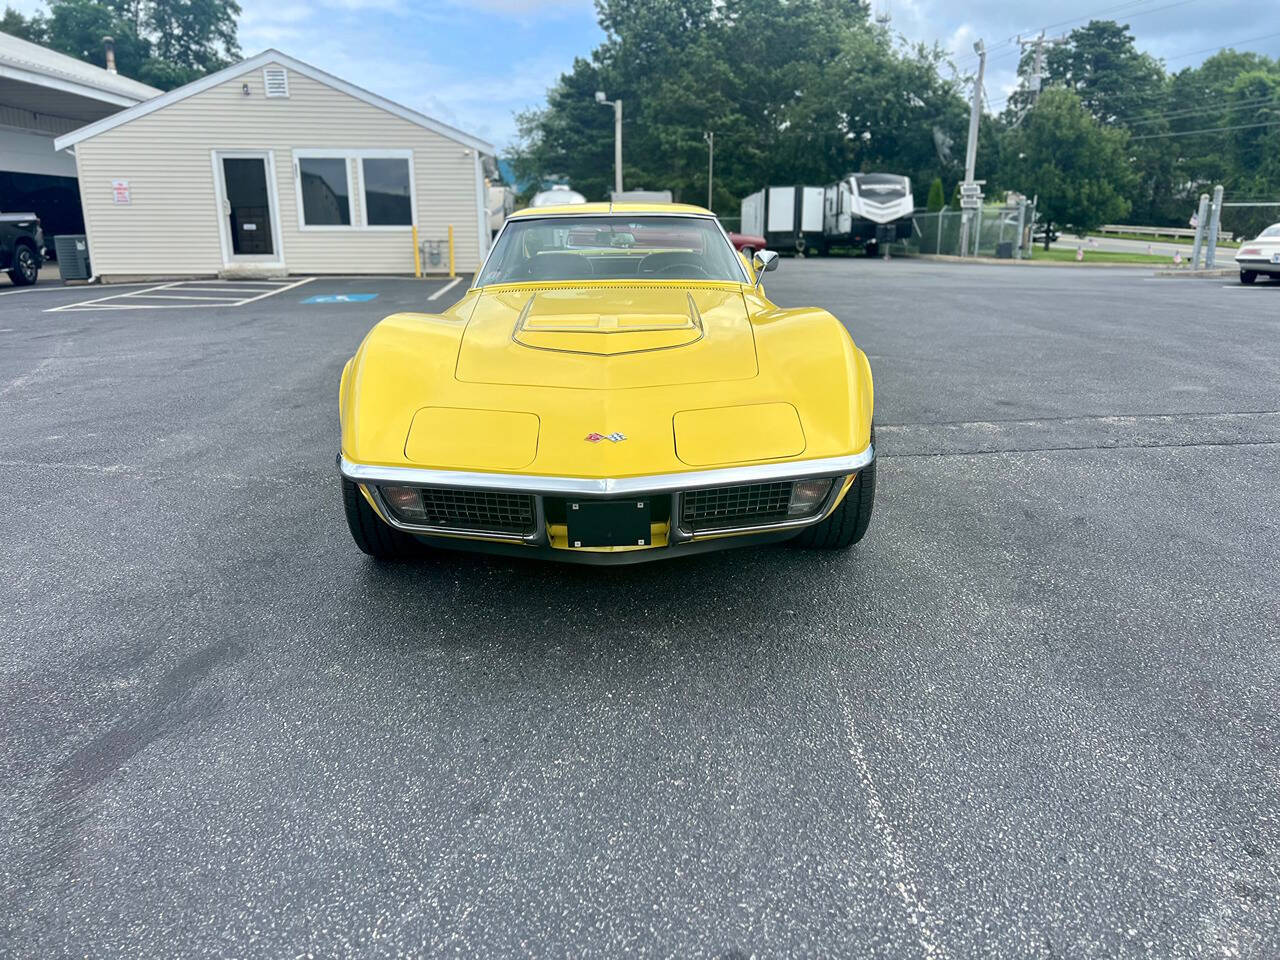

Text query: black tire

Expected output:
[342,477,422,560]
[793,434,876,550]
[1240,270,1257,285]
[8,243,38,286]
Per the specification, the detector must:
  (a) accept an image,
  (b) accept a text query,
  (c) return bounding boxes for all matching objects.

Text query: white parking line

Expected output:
[45,276,314,312]
[427,276,463,301]
[0,281,158,297]
[115,293,257,301]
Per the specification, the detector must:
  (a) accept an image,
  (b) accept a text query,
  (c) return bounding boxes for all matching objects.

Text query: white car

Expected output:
[1234,223,1280,284]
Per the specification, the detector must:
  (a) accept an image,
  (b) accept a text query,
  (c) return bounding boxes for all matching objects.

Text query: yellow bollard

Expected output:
[412,225,422,278]
[447,225,455,278]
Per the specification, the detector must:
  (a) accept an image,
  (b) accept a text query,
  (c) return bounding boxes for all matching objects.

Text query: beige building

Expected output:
[54,49,495,280]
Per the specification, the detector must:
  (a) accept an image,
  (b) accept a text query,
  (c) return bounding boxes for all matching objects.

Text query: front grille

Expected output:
[680,481,793,532]
[419,488,536,535]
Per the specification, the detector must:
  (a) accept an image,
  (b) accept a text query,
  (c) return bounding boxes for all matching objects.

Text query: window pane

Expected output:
[363,158,412,226]
[299,157,350,226]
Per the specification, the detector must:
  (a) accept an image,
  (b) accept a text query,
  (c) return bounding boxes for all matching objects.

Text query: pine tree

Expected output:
[926,177,945,212]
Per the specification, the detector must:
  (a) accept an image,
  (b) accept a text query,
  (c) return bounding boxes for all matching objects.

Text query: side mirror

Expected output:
[752,249,779,285]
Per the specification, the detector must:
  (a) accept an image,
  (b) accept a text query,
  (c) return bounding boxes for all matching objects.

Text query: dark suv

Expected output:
[1,213,44,286]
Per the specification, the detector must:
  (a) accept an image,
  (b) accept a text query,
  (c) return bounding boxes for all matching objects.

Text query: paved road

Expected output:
[2,264,1277,957]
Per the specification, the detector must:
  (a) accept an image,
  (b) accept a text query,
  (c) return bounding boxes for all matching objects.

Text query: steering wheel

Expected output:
[654,263,711,279]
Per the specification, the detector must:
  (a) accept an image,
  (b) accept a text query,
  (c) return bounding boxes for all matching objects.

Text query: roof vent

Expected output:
[263,67,289,98]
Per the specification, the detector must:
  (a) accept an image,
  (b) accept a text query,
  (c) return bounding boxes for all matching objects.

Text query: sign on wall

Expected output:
[112,180,131,205]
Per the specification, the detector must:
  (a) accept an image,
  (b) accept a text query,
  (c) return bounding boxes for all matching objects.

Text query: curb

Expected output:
[1151,268,1237,279]
[909,254,1171,269]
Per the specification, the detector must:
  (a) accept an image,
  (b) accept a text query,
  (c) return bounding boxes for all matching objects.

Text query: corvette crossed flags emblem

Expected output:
[585,432,627,443]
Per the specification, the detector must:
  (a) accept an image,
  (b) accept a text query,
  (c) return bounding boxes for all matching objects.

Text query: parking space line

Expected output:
[45,276,316,312]
[115,293,255,301]
[427,277,463,301]
[236,276,315,304]
[0,281,159,297]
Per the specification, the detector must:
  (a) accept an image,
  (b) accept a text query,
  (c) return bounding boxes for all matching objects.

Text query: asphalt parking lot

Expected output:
[2,263,1278,958]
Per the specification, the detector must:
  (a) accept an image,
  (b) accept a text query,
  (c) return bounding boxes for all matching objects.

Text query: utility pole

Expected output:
[1205,184,1225,269]
[1190,193,1210,268]
[1013,31,1064,126]
[959,39,985,257]
[595,90,623,196]
[704,131,714,211]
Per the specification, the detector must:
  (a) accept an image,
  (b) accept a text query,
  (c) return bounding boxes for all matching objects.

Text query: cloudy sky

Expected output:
[15,0,1280,148]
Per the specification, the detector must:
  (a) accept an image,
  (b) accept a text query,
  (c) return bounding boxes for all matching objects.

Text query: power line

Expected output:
[951,0,1201,67]
[1112,94,1280,126]
[1130,118,1280,139]
[1162,29,1280,63]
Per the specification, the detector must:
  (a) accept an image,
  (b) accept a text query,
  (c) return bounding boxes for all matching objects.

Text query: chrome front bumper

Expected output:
[338,444,875,550]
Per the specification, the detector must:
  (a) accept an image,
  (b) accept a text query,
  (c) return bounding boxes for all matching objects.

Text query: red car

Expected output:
[728,231,766,257]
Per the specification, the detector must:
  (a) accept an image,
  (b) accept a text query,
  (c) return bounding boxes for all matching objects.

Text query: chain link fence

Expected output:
[900,202,1037,259]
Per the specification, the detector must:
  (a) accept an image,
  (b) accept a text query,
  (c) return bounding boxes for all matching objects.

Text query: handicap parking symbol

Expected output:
[303,293,378,304]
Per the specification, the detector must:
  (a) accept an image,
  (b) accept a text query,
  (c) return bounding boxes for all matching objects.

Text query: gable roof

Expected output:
[0,29,161,106]
[53,48,496,154]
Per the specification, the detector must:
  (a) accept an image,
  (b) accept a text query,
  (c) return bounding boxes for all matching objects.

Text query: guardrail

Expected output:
[1099,224,1233,242]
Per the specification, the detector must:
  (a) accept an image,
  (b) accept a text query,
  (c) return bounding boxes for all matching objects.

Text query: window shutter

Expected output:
[263,67,289,98]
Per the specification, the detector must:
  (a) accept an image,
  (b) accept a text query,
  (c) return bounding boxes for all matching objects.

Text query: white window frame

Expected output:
[293,149,358,232]
[357,149,417,232]
[291,148,416,232]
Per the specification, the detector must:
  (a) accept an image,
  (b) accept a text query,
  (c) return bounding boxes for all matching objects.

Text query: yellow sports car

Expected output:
[338,203,875,564]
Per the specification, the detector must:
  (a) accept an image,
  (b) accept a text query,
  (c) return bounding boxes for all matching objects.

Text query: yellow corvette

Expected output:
[338,203,875,564]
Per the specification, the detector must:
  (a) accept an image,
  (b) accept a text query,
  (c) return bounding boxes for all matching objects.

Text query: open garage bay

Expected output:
[1,264,1277,957]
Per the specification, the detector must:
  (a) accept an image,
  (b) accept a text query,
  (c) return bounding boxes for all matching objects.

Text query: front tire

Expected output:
[1240,270,1257,285]
[8,243,38,286]
[793,437,876,550]
[342,478,422,560]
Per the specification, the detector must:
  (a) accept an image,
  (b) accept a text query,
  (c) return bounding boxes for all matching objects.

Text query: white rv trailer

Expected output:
[740,185,826,254]
[823,173,915,254]
[486,182,516,236]
[529,184,588,207]
[611,189,673,203]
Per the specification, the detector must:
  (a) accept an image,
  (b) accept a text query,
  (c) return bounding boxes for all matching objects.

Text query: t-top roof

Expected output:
[0,29,162,106]
[54,48,496,155]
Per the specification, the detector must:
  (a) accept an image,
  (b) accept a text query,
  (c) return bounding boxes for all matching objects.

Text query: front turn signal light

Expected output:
[381,485,426,521]
[788,477,834,516]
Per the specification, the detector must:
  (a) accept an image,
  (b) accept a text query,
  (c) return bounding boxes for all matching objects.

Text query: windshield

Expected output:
[1259,224,1280,238]
[477,215,747,285]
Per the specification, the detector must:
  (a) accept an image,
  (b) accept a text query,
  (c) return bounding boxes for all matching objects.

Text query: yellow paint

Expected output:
[548,522,670,552]
[673,402,805,466]
[448,224,455,278]
[338,205,875,550]
[404,407,539,470]
[412,225,421,278]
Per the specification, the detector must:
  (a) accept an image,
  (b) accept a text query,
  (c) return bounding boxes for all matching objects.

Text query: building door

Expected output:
[221,157,273,255]
[213,150,284,269]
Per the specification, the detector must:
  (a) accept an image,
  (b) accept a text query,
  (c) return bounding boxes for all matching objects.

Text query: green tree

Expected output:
[15,0,241,91]
[1,6,46,42]
[511,0,968,209]
[148,0,240,76]
[41,0,150,77]
[926,177,945,212]
[1000,88,1135,245]
[1031,20,1171,224]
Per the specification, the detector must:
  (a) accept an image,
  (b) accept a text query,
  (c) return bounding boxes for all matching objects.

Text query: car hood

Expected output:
[455,284,758,389]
